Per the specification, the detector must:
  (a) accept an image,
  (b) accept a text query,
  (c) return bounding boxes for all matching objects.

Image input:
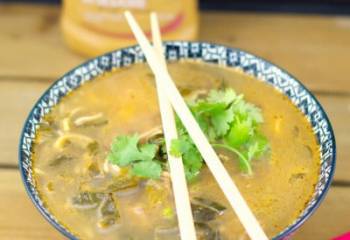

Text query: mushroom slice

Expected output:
[191,198,226,223]
[80,174,139,194]
[54,133,95,149]
[70,192,105,210]
[184,89,208,102]
[191,203,217,223]
[74,113,108,128]
[48,154,73,167]
[192,197,226,215]
[97,194,121,232]
[139,125,163,142]
[195,223,222,240]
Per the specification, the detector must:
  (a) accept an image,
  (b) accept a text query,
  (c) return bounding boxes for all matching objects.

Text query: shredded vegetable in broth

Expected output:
[32,61,320,240]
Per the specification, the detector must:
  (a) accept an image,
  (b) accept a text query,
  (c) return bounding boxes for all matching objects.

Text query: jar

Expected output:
[61,0,198,57]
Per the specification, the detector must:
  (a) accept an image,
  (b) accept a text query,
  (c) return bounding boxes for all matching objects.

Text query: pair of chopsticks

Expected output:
[124,11,268,240]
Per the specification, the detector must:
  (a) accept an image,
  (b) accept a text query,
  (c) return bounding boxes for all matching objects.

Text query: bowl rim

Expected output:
[18,40,336,240]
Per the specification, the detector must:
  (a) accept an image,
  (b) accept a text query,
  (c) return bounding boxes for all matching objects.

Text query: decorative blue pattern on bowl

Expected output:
[19,41,336,240]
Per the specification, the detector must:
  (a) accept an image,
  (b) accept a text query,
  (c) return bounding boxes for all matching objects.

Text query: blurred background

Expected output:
[4,0,350,13]
[0,1,349,240]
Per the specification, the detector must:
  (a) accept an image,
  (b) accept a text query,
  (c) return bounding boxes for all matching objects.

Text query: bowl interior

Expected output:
[19,41,336,240]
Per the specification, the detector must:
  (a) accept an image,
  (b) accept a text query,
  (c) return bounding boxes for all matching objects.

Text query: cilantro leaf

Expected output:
[108,135,142,166]
[207,88,237,105]
[233,101,263,124]
[190,100,234,138]
[246,134,269,161]
[192,102,227,115]
[192,110,213,140]
[108,135,161,179]
[211,107,234,137]
[225,118,253,148]
[139,144,158,161]
[131,161,162,179]
[170,136,203,181]
[185,168,201,182]
[170,138,192,157]
[183,146,203,170]
[244,103,264,124]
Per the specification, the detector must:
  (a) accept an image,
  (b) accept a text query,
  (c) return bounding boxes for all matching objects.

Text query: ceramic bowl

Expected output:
[19,41,336,239]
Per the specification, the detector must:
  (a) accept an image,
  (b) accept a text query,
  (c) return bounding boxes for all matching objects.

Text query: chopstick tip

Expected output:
[150,11,157,18]
[124,10,132,18]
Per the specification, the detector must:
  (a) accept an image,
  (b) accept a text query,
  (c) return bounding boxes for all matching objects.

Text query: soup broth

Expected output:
[32,61,320,239]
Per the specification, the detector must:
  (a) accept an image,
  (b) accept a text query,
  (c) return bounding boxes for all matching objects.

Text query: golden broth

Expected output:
[32,61,320,240]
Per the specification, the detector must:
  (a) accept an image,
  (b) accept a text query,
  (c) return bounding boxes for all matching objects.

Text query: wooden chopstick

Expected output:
[150,13,197,240]
[124,11,268,240]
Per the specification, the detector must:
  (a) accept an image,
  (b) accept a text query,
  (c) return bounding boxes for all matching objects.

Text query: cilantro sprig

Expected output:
[107,88,270,181]
[107,134,162,179]
[171,88,269,176]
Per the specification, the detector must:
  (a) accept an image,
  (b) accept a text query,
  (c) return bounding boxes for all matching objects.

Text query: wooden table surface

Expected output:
[0,4,349,240]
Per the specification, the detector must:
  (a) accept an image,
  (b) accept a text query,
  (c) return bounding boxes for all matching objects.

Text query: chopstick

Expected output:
[124,11,268,240]
[150,13,197,240]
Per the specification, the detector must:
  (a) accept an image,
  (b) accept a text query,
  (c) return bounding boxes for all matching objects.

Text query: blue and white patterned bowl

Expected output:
[19,41,336,240]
